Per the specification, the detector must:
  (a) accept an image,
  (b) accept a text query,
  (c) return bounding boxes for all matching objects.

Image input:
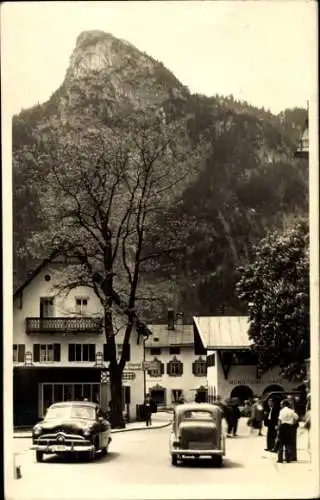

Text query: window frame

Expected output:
[169,346,181,355]
[75,296,89,315]
[68,343,96,362]
[167,356,183,377]
[150,347,162,356]
[13,344,25,362]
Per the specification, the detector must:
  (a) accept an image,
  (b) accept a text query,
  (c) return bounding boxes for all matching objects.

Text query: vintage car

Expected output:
[31,401,112,462]
[169,403,226,467]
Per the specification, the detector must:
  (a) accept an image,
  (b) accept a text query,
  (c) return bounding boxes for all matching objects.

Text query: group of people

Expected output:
[250,395,301,463]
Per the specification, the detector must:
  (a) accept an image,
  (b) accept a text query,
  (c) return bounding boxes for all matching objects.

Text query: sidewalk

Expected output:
[13,411,172,439]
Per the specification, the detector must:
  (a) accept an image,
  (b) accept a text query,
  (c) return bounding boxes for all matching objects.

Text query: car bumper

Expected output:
[171,448,224,456]
[31,444,95,453]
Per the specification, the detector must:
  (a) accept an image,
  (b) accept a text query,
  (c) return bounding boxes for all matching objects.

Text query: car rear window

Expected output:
[182,410,213,421]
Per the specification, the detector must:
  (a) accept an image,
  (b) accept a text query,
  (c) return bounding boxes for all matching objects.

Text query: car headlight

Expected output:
[33,425,42,436]
[83,428,92,437]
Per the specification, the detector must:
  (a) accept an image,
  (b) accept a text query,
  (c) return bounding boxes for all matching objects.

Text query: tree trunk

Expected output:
[109,366,125,429]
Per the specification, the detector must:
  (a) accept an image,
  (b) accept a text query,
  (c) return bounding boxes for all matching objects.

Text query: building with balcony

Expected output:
[145,310,207,407]
[192,316,306,403]
[13,259,144,427]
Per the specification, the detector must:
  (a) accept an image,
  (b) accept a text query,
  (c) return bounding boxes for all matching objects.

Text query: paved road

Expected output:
[7,419,315,500]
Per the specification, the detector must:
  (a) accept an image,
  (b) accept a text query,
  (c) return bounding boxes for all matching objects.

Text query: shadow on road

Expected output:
[177,458,244,469]
[43,451,121,464]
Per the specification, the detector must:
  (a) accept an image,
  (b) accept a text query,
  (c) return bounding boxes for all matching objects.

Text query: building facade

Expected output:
[13,260,145,426]
[193,316,301,403]
[145,311,207,407]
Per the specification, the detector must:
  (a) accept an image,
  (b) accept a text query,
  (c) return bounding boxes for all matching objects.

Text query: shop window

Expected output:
[68,343,95,361]
[40,297,55,318]
[167,356,183,377]
[13,344,25,362]
[192,357,207,376]
[75,297,88,315]
[169,346,181,355]
[33,343,60,362]
[148,358,164,377]
[150,347,162,356]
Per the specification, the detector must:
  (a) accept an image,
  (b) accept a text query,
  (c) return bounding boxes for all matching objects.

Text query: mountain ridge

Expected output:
[12,30,308,320]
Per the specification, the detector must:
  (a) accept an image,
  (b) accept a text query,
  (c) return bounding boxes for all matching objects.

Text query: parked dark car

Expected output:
[31,401,112,462]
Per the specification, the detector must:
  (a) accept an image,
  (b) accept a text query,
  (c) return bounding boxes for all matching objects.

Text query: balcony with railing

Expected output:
[26,317,103,335]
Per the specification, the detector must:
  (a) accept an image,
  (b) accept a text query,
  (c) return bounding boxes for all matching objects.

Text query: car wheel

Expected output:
[36,451,43,463]
[101,445,108,456]
[171,454,178,466]
[211,455,223,467]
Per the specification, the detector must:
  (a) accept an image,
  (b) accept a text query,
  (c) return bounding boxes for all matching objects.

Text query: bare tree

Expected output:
[16,111,203,427]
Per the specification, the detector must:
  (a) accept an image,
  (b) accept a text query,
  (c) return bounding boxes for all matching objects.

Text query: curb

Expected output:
[13,420,172,439]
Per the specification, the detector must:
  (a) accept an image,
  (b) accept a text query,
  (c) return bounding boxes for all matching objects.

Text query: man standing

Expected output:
[287,395,298,461]
[264,397,279,451]
[144,395,152,427]
[277,399,299,463]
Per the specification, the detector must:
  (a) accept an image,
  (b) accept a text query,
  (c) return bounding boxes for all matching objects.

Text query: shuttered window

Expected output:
[13,344,25,362]
[192,357,207,376]
[167,357,183,377]
[33,344,60,362]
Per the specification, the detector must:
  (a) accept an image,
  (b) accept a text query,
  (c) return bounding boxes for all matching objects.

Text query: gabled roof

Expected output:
[193,316,252,350]
[145,324,194,347]
[14,258,53,299]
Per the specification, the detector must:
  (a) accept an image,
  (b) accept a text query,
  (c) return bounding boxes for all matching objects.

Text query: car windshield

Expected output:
[45,405,95,420]
[181,410,214,421]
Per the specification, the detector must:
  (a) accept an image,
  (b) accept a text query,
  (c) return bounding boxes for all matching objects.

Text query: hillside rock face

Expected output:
[12,30,308,320]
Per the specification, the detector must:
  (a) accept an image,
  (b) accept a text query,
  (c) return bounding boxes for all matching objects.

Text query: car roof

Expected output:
[50,401,98,408]
[174,403,222,415]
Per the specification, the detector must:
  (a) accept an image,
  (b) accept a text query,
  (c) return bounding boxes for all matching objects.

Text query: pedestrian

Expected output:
[226,399,240,436]
[144,395,152,426]
[276,399,299,463]
[264,397,279,452]
[250,397,264,436]
[287,395,298,461]
[304,394,311,455]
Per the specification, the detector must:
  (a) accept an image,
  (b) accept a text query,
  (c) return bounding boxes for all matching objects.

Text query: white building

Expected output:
[145,310,207,407]
[13,259,145,426]
[193,316,302,403]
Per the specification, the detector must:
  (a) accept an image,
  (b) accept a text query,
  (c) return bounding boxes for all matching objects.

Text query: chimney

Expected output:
[167,309,175,331]
[175,312,184,328]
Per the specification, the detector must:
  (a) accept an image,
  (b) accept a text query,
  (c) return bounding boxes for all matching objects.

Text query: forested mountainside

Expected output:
[13,30,308,321]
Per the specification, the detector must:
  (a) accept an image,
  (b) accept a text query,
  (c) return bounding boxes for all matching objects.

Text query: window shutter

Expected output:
[160,362,164,375]
[103,344,109,361]
[53,344,61,362]
[18,344,25,362]
[89,344,95,362]
[33,344,40,362]
[192,361,196,376]
[125,386,131,404]
[68,344,75,362]
[180,362,183,375]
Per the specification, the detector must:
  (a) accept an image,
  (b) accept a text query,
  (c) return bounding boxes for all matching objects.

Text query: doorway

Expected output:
[150,386,166,407]
[230,385,253,404]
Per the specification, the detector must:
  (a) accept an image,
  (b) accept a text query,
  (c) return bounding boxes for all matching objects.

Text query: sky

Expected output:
[1,0,317,117]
